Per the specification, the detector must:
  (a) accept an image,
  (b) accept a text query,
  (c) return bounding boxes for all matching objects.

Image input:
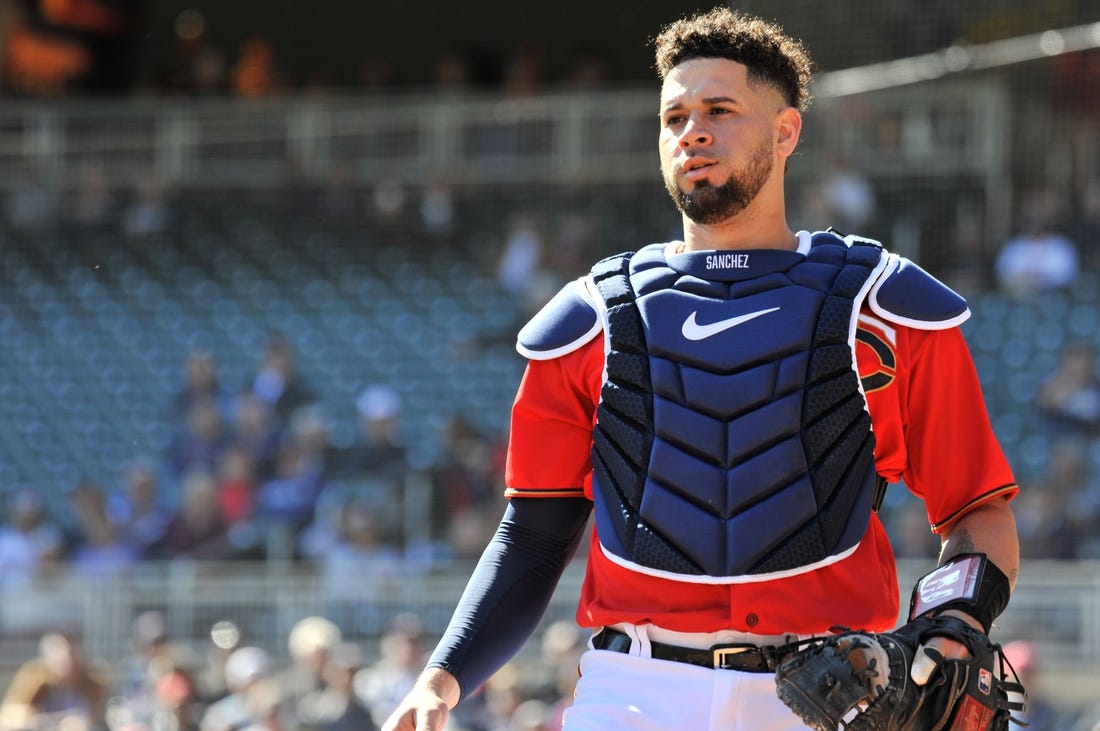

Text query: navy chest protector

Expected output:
[590,233,887,581]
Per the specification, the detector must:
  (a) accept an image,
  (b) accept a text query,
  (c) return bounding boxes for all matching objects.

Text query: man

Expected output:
[383,8,1019,731]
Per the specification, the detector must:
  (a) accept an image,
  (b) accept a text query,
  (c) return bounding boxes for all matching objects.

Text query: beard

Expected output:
[664,138,774,225]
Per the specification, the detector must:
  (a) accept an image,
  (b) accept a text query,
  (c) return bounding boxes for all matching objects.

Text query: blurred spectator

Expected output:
[311,500,403,608]
[1014,439,1092,559]
[253,441,325,559]
[107,459,172,558]
[66,481,139,580]
[191,621,243,708]
[565,49,609,89]
[502,698,553,731]
[332,386,409,485]
[536,620,584,730]
[433,50,472,92]
[479,664,534,731]
[280,617,343,711]
[111,610,202,731]
[150,471,234,561]
[199,646,286,731]
[1042,439,1100,560]
[495,212,545,302]
[213,445,258,532]
[0,631,110,731]
[166,398,233,481]
[0,3,91,94]
[230,35,286,98]
[502,41,547,97]
[429,416,507,548]
[1036,340,1100,439]
[292,637,378,729]
[366,180,408,244]
[419,182,460,243]
[174,348,232,422]
[0,489,65,593]
[796,157,876,237]
[994,192,1079,297]
[292,407,341,484]
[157,8,228,94]
[149,668,202,731]
[821,158,876,234]
[1002,640,1065,730]
[359,614,426,728]
[248,334,316,427]
[228,392,283,483]
[543,212,595,284]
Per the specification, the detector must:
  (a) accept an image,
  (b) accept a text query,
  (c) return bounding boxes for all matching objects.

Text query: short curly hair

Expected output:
[654,8,814,113]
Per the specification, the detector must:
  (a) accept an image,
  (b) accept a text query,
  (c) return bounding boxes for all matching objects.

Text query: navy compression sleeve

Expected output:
[425,496,592,700]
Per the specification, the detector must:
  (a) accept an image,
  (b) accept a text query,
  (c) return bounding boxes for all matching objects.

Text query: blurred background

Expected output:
[0,0,1099,729]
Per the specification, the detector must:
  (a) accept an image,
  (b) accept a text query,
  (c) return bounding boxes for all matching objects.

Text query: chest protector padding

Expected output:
[590,233,884,579]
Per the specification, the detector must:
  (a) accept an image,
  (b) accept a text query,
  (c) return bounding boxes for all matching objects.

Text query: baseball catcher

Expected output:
[775,553,1027,730]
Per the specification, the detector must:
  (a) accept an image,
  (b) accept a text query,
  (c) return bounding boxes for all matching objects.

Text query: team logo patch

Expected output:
[856,323,896,392]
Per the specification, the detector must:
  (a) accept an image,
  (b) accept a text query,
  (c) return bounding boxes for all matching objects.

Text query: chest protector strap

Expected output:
[589,233,888,582]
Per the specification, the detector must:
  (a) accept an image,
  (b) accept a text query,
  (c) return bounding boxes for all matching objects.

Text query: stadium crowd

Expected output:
[0,609,592,731]
[2,170,1100,727]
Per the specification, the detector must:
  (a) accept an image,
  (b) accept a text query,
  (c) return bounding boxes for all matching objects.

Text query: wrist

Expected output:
[934,608,985,633]
[418,665,461,708]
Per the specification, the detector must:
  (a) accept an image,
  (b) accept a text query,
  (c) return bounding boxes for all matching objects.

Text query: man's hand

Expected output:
[909,609,980,684]
[381,668,460,731]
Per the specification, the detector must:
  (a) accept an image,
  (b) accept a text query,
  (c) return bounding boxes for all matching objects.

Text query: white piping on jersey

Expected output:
[596,540,862,584]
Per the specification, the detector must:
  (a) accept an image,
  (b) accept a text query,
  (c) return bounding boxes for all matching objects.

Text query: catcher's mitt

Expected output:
[774,615,1026,731]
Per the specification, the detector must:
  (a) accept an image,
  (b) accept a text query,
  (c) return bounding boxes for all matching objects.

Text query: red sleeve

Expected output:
[504,337,604,499]
[858,315,1018,533]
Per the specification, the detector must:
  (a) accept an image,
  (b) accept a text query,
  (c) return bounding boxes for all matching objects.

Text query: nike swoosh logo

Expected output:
[681,306,780,341]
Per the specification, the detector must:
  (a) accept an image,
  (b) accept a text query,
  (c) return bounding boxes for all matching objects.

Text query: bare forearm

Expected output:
[939,498,1019,589]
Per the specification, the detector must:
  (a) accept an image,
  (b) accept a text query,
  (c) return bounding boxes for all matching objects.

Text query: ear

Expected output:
[775,107,802,159]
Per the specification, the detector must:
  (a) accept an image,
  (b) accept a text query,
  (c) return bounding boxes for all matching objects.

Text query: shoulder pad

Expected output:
[868,254,970,330]
[840,232,884,250]
[516,278,602,360]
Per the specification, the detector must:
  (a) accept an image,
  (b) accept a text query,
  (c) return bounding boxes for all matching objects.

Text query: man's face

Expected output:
[659,58,783,225]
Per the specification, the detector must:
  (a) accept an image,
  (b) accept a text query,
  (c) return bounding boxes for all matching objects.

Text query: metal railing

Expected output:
[0,81,1005,187]
[1,559,1096,679]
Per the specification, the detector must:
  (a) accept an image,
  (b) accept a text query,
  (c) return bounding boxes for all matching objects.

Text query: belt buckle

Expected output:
[711,643,753,668]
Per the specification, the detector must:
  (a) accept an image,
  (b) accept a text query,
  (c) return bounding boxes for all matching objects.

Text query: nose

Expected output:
[678,117,712,148]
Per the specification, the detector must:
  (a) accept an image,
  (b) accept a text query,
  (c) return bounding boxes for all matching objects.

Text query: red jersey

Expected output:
[504,309,1017,635]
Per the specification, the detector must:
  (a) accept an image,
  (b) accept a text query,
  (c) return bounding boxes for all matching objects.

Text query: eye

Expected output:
[664,114,686,127]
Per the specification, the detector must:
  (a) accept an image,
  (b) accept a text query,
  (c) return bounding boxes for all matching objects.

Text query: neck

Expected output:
[681,206,797,252]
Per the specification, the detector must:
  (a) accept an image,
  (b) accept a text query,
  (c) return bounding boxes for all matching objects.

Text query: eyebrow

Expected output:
[662,96,742,112]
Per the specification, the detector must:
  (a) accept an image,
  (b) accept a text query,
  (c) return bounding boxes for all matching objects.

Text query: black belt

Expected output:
[592,628,788,673]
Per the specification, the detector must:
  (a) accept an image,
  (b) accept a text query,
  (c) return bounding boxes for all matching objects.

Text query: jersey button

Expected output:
[745,613,759,627]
